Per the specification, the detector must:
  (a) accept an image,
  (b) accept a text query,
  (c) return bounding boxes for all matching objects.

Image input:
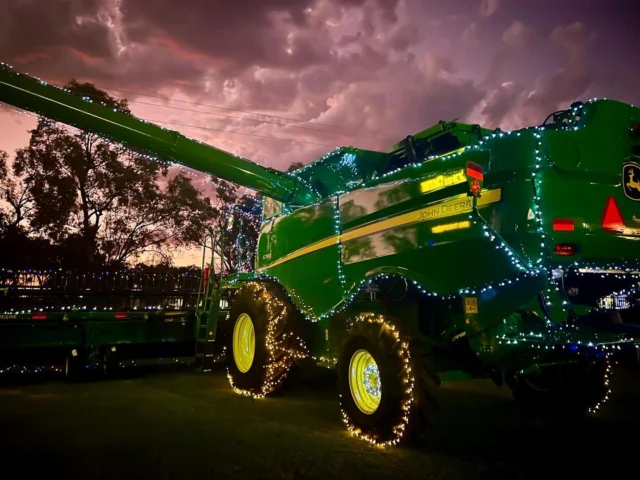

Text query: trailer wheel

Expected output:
[338,314,419,446]
[226,282,303,397]
[510,357,608,415]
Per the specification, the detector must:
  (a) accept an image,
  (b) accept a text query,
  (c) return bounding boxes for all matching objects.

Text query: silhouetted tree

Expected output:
[206,177,259,274]
[7,81,215,268]
[0,149,34,228]
[286,161,305,173]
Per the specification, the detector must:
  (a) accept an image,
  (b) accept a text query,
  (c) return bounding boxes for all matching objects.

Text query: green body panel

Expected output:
[538,101,640,268]
[255,144,544,324]
[257,197,344,317]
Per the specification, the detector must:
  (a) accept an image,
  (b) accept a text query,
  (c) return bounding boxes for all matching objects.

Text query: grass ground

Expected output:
[0,363,638,480]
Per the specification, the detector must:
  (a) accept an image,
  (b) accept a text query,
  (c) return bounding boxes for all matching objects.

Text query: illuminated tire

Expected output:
[338,314,418,446]
[226,282,302,397]
[510,357,608,415]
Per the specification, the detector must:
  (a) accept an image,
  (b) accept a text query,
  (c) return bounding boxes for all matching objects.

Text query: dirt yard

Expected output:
[0,364,638,479]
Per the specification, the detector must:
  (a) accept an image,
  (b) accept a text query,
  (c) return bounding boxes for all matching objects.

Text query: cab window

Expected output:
[262,197,282,220]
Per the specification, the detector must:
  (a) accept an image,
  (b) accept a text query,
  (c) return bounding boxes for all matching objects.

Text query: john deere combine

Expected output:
[1,63,639,445]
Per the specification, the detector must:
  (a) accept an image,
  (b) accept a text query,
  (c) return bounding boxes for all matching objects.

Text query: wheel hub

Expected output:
[349,349,381,414]
[232,313,255,373]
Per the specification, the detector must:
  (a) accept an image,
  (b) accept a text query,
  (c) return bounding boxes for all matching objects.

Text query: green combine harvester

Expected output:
[1,62,639,446]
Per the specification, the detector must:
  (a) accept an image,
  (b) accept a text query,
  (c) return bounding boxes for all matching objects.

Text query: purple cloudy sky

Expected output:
[1,0,638,175]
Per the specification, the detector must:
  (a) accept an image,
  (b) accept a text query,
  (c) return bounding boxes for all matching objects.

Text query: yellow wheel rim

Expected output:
[349,349,381,415]
[232,313,255,373]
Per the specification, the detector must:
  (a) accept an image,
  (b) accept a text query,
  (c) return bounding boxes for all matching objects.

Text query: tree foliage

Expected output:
[287,161,305,173]
[1,81,218,269]
[206,178,260,274]
[0,149,34,228]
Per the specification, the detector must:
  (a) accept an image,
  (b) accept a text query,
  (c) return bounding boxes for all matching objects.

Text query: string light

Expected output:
[226,282,309,399]
[0,356,195,377]
[0,364,62,375]
[340,313,415,447]
[588,352,614,413]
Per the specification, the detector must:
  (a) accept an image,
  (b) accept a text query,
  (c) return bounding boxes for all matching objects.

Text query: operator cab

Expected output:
[286,148,387,198]
[284,121,489,199]
[262,197,284,221]
[385,121,488,173]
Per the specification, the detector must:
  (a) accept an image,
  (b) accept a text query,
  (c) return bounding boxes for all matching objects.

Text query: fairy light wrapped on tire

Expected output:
[227,281,309,399]
[339,313,416,447]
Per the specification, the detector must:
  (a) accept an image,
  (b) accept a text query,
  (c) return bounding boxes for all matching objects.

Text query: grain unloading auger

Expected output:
[2,62,639,445]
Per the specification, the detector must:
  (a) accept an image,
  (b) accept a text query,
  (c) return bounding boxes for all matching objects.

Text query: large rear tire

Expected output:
[338,313,423,446]
[226,282,306,397]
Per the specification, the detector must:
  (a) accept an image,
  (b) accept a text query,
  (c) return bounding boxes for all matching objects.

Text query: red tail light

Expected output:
[115,313,128,319]
[466,162,483,180]
[31,314,47,320]
[554,244,577,256]
[553,218,574,231]
[601,197,625,233]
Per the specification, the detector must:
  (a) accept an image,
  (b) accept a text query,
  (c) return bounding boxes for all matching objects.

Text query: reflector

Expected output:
[553,218,574,231]
[466,162,483,180]
[601,197,625,232]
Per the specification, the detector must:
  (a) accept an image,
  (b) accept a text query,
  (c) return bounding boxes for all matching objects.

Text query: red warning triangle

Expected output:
[601,197,625,232]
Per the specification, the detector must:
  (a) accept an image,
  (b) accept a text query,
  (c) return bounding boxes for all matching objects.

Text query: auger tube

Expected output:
[0,63,319,206]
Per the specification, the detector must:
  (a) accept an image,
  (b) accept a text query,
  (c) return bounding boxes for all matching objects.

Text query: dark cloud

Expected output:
[479,82,524,127]
[0,0,111,63]
[501,20,534,49]
[1,0,638,172]
[374,0,400,23]
[387,26,421,52]
[480,0,499,16]
[461,23,478,48]
[486,20,535,84]
[472,21,592,129]
[524,22,589,114]
[120,0,325,71]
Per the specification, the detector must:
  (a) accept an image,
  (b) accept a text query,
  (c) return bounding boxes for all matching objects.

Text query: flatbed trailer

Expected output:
[0,309,196,375]
[0,265,248,377]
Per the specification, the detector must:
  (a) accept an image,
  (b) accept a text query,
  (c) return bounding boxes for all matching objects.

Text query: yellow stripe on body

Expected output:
[257,235,339,271]
[256,189,501,272]
[341,188,500,242]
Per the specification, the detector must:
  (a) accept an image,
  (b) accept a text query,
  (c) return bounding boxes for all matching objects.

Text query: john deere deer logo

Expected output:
[623,162,640,201]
